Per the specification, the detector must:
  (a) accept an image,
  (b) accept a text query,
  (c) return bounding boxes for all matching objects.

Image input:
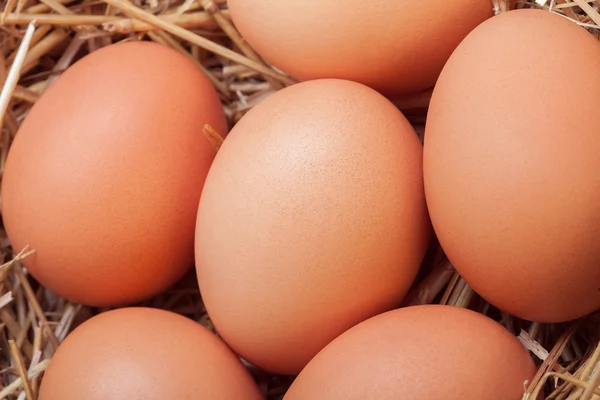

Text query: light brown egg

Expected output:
[195,79,431,375]
[284,305,536,400]
[227,0,494,96]
[38,308,263,400]
[1,41,227,307]
[423,9,600,322]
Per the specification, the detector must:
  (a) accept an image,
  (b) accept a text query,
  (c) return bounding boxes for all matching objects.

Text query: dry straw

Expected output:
[0,0,598,399]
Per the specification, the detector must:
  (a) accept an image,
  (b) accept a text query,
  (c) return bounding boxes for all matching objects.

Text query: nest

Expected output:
[0,0,598,399]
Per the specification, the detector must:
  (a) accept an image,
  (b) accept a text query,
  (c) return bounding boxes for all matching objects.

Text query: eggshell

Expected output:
[284,305,536,400]
[227,0,493,96]
[423,9,600,322]
[195,79,431,375]
[1,41,227,307]
[38,308,263,400]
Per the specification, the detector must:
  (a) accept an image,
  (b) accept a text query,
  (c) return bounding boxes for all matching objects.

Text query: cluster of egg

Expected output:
[3,1,600,399]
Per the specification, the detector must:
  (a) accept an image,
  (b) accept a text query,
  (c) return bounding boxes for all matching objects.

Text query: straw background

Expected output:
[0,0,598,399]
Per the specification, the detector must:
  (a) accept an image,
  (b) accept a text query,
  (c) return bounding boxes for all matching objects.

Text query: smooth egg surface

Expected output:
[195,79,431,375]
[424,9,600,322]
[284,305,536,400]
[228,0,494,96]
[1,41,227,307]
[38,308,263,400]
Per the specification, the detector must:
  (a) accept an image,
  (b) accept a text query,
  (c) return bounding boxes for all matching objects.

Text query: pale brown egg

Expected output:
[424,9,600,322]
[284,305,536,400]
[227,0,494,96]
[1,41,227,307]
[195,79,431,375]
[38,308,263,400]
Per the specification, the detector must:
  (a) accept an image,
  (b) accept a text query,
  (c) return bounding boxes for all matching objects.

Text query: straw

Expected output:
[198,0,283,90]
[0,21,36,129]
[103,12,221,32]
[101,0,294,84]
[202,124,224,151]
[9,340,35,400]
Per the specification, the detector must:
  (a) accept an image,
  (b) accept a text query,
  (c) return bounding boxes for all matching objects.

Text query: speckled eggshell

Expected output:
[227,0,494,96]
[195,79,431,375]
[424,9,600,322]
[1,41,227,307]
[38,308,263,400]
[284,305,536,400]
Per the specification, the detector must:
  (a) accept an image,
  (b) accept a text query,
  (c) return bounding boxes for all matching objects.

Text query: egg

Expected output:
[284,305,536,400]
[423,9,600,322]
[195,79,431,375]
[1,41,227,307]
[227,0,494,96]
[38,308,263,400]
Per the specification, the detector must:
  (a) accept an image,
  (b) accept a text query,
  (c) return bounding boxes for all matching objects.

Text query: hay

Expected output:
[0,0,598,399]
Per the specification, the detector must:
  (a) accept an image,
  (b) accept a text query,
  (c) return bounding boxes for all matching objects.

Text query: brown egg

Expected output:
[423,9,600,322]
[227,0,493,96]
[195,79,431,375]
[284,305,536,400]
[1,41,227,307]
[38,308,263,400]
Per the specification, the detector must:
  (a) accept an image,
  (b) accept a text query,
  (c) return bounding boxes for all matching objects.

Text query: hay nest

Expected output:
[0,0,598,399]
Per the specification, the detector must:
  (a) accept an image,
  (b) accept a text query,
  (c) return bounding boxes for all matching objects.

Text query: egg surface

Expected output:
[228,0,494,96]
[284,305,536,400]
[195,79,431,375]
[424,9,600,322]
[38,308,263,400]
[2,41,227,307]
